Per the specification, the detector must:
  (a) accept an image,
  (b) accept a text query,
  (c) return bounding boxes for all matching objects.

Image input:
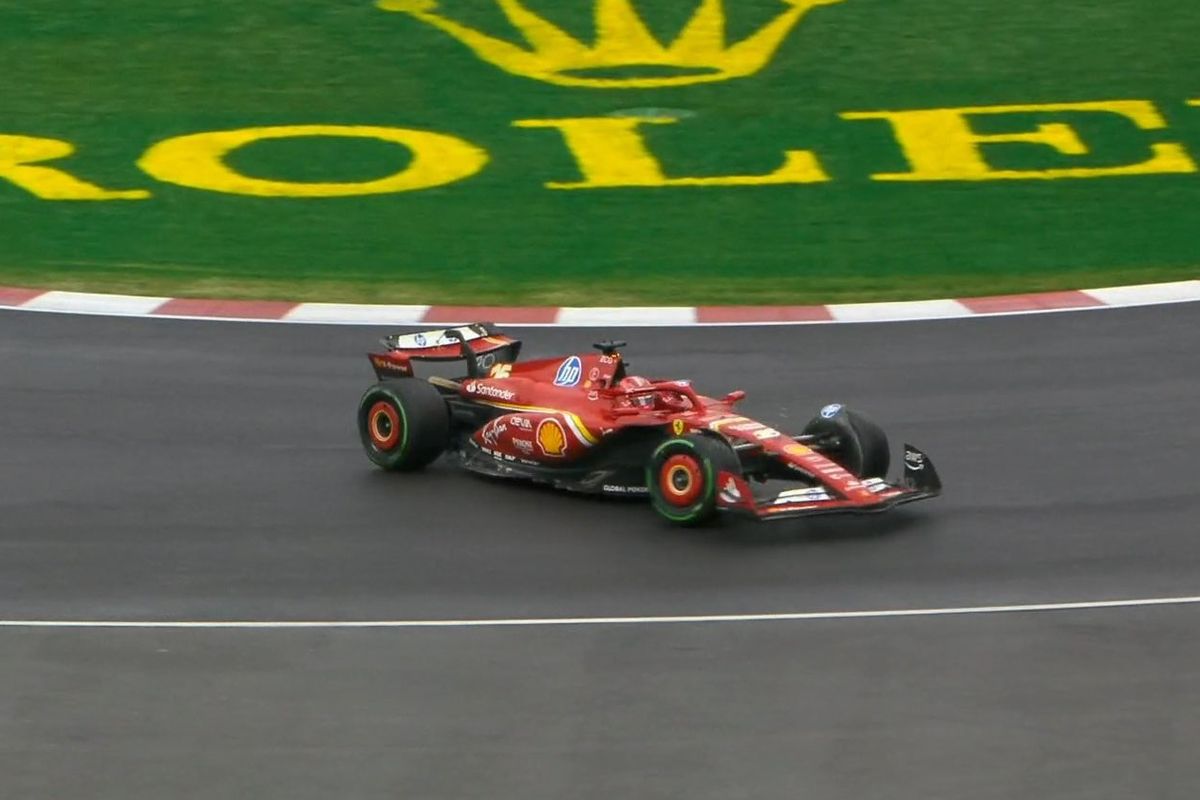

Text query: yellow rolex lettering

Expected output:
[137,125,488,197]
[513,116,829,189]
[843,100,1197,181]
[0,136,149,200]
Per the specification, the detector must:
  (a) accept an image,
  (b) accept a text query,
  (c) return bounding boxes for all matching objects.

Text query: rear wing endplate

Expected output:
[369,322,522,380]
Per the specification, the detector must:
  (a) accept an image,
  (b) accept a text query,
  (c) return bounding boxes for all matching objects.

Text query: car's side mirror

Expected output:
[592,340,627,356]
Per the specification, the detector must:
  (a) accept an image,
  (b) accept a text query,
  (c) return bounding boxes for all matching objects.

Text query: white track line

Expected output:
[21,290,169,315]
[828,298,971,322]
[283,302,430,324]
[556,306,698,326]
[2,595,1198,629]
[1083,280,1200,306]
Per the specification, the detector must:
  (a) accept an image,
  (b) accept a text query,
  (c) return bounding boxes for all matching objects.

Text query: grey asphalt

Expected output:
[1,304,1198,798]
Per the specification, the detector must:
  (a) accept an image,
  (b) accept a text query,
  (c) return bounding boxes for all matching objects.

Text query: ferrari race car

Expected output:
[357,323,941,526]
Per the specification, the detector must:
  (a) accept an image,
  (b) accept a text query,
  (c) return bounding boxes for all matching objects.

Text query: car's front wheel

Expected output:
[646,433,741,526]
[358,380,449,471]
[801,404,890,479]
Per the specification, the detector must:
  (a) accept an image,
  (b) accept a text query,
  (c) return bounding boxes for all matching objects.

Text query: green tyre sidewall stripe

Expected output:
[358,379,449,471]
[646,436,722,524]
[393,390,410,459]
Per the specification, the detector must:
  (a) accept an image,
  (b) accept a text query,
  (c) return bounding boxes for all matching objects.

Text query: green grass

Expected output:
[0,0,1198,305]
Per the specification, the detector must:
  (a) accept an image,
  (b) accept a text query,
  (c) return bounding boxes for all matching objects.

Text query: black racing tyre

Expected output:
[645,433,741,527]
[358,380,449,471]
[801,404,890,479]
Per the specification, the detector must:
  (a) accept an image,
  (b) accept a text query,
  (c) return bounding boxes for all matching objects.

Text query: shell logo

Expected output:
[536,418,568,457]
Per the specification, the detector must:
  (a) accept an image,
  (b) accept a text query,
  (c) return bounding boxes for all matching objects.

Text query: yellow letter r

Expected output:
[0,136,149,200]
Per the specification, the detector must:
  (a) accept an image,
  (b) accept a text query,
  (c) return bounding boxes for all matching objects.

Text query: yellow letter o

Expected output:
[137,124,488,197]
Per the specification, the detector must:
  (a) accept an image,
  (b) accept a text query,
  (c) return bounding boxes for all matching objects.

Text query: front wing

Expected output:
[717,444,942,521]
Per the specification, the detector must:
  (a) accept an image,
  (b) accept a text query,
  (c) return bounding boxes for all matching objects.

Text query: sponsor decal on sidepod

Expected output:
[466,381,517,402]
[536,418,568,457]
[554,356,583,387]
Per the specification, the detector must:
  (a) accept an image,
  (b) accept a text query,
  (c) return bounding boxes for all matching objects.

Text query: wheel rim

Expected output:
[659,454,704,507]
[367,400,402,451]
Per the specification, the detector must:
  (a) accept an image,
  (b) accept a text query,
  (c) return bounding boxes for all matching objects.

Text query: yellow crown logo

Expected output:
[377,0,844,88]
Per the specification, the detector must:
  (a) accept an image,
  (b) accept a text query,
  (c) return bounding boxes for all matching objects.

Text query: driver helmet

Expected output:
[618,375,656,409]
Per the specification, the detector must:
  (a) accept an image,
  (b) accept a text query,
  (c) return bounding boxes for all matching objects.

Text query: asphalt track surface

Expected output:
[1,304,1198,799]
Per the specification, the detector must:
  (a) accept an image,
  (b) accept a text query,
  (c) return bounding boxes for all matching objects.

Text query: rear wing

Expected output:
[368,323,522,380]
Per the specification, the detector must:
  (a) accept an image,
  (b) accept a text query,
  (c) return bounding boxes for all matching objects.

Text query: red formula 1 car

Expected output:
[357,323,941,526]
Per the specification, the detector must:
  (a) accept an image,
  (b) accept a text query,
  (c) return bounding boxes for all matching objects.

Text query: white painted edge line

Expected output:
[556,306,698,325]
[1083,279,1200,306]
[828,298,970,322]
[2,595,1199,629]
[22,290,169,315]
[283,302,431,323]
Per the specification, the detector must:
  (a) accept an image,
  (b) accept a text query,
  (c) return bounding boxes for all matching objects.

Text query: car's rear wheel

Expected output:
[646,433,740,526]
[358,380,449,471]
[801,404,890,479]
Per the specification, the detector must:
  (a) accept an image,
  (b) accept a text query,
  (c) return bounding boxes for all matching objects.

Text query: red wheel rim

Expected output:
[659,454,704,507]
[367,401,402,451]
